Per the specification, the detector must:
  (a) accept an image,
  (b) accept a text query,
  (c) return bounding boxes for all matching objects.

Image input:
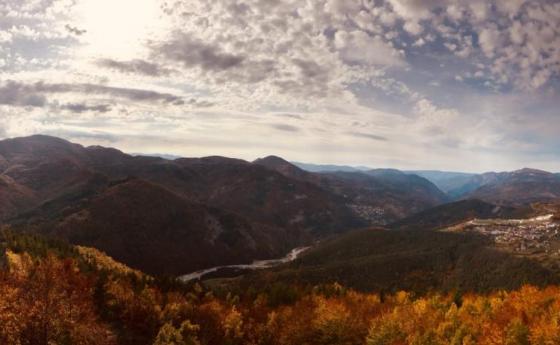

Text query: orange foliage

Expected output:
[4,249,560,345]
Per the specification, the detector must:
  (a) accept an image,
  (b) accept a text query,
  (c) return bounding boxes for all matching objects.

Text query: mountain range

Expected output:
[2,135,560,276]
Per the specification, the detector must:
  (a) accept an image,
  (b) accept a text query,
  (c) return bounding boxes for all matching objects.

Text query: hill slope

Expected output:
[45,179,295,275]
[465,168,560,205]
[243,228,558,293]
[255,156,448,224]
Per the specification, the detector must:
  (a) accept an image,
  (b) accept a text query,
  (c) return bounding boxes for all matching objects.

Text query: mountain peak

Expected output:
[1,134,74,147]
[512,168,552,175]
[0,134,85,161]
[254,155,291,166]
[253,155,311,180]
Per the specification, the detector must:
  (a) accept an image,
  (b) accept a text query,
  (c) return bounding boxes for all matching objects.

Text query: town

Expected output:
[444,214,560,255]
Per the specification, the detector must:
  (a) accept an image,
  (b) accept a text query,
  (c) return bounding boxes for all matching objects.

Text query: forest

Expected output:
[1,230,559,345]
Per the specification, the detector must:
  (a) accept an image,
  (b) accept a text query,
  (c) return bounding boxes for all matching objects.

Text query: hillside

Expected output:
[465,168,560,205]
[241,228,558,294]
[0,135,362,275]
[4,230,560,345]
[255,156,448,224]
[390,199,530,231]
[46,178,296,275]
[406,170,476,195]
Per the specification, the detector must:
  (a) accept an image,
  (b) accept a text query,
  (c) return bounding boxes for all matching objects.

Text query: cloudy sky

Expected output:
[1,0,559,172]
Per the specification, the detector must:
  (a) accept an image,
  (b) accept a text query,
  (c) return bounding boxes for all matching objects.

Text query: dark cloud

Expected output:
[0,81,47,107]
[32,81,184,105]
[0,80,185,109]
[347,132,388,141]
[270,124,300,132]
[274,113,304,120]
[293,59,329,83]
[153,32,245,71]
[61,103,112,113]
[65,24,87,36]
[96,58,173,77]
[274,58,332,97]
[186,98,215,108]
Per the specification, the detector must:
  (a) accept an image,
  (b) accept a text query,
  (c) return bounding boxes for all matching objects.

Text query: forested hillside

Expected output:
[2,230,560,345]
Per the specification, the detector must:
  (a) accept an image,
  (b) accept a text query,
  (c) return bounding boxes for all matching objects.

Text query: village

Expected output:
[444,214,560,255]
[348,204,388,224]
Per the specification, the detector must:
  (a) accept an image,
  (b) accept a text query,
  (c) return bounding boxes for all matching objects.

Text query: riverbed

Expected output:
[179,246,310,282]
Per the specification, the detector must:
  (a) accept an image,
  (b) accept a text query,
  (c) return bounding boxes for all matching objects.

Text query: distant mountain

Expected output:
[406,170,476,195]
[465,168,560,206]
[443,171,505,199]
[414,169,560,202]
[130,152,182,160]
[255,156,448,224]
[292,161,368,173]
[390,199,530,231]
[255,155,312,181]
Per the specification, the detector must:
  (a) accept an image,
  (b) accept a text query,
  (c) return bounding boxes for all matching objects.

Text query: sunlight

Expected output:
[76,0,163,58]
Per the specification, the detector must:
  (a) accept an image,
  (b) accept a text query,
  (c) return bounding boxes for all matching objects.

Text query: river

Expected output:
[179,246,310,282]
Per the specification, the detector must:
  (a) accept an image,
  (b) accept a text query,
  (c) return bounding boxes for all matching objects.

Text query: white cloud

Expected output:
[335,30,406,66]
[478,26,501,58]
[403,21,423,35]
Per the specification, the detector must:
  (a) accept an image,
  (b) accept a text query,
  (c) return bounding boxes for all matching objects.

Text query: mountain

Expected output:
[465,168,560,205]
[390,199,530,231]
[406,170,476,195]
[415,168,560,202]
[292,161,367,173]
[47,178,293,275]
[0,135,99,219]
[241,228,557,294]
[254,155,313,181]
[1,135,364,274]
[446,171,505,199]
[256,156,449,224]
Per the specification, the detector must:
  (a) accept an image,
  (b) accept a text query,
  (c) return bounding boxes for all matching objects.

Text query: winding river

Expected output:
[179,246,310,282]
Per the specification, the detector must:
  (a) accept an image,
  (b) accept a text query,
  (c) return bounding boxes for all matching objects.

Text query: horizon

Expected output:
[2,133,557,175]
[1,1,559,172]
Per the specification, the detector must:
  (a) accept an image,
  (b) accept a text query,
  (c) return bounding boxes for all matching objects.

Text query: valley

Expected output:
[179,246,310,282]
[2,135,560,344]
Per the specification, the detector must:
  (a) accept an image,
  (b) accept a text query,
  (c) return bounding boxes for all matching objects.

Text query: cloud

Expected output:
[1,0,560,172]
[347,132,388,141]
[154,32,245,72]
[31,81,184,105]
[60,103,112,113]
[386,0,444,20]
[186,98,215,108]
[152,0,409,102]
[0,80,185,109]
[0,81,47,107]
[478,26,501,58]
[65,24,86,36]
[334,30,406,66]
[270,124,300,132]
[403,21,424,35]
[96,59,173,77]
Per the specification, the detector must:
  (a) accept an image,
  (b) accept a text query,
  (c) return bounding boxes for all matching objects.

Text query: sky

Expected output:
[0,0,559,173]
